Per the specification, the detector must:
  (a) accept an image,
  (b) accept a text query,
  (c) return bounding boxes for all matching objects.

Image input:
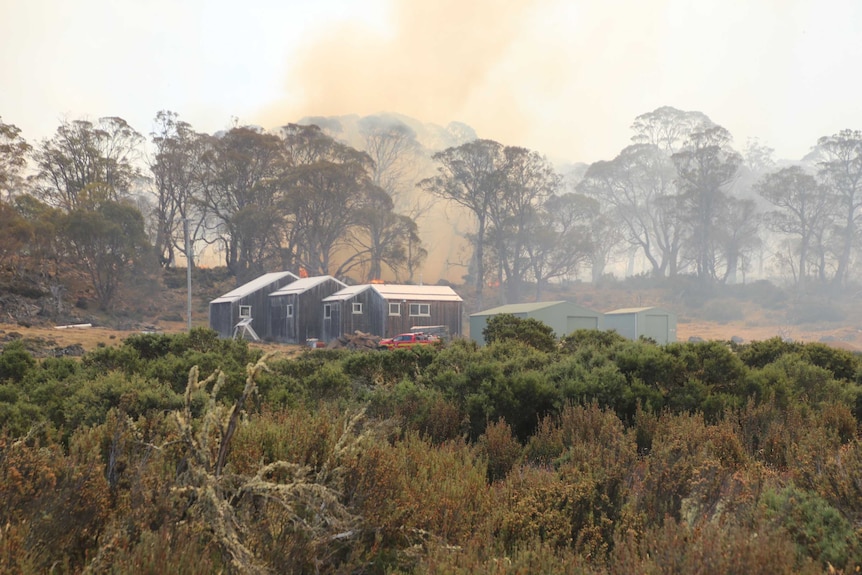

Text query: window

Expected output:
[285,304,294,318]
[352,302,363,314]
[239,305,251,318]
[409,303,430,317]
[324,304,331,319]
[389,302,401,316]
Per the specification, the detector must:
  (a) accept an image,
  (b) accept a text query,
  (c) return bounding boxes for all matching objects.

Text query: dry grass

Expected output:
[0,322,135,352]
[677,319,862,351]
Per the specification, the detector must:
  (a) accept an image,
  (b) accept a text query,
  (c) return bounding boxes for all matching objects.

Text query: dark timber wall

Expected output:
[269,277,346,344]
[208,272,298,339]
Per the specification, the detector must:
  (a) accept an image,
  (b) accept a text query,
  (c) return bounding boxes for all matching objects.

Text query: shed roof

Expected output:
[605,306,667,315]
[372,284,462,302]
[269,275,345,297]
[471,301,571,317]
[323,283,463,303]
[322,284,373,302]
[210,271,298,304]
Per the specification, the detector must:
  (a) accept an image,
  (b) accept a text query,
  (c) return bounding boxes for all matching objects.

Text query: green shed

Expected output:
[603,306,677,344]
[469,301,602,346]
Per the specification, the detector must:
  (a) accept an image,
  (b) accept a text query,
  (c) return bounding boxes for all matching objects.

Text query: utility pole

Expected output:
[184,218,193,331]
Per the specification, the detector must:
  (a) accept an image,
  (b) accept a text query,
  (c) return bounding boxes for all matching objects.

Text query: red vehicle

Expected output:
[377,332,440,350]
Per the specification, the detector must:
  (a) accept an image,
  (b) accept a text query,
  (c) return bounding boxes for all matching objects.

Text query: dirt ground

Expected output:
[676,320,862,351]
[2,318,861,355]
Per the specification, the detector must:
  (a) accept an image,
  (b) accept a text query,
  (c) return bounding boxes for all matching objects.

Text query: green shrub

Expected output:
[665,340,747,392]
[305,362,352,401]
[559,329,627,354]
[736,336,802,369]
[61,372,182,434]
[762,484,856,568]
[482,314,556,353]
[341,346,435,388]
[613,340,685,389]
[121,332,175,360]
[799,343,861,382]
[0,340,35,383]
[367,379,465,443]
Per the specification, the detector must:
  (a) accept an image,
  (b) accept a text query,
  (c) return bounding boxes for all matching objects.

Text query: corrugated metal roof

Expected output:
[372,284,462,302]
[210,271,298,304]
[470,301,568,316]
[322,284,373,302]
[269,275,346,297]
[323,283,463,302]
[605,306,663,315]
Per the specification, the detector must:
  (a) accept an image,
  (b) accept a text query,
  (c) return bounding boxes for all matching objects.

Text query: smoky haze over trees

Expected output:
[2,106,862,310]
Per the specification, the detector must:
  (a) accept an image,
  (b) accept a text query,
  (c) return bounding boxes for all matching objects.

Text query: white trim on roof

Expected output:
[210,271,298,304]
[605,306,665,315]
[372,284,462,302]
[323,283,463,303]
[269,275,346,297]
[323,284,373,302]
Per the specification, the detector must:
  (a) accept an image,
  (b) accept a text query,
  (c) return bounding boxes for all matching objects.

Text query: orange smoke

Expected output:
[254,0,538,139]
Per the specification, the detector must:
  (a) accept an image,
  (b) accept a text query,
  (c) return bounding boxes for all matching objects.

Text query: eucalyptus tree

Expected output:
[578,144,681,277]
[0,200,33,273]
[342,184,423,281]
[358,116,421,210]
[278,124,386,277]
[32,117,143,211]
[816,129,862,285]
[148,111,212,268]
[419,139,506,308]
[10,195,64,278]
[198,126,284,280]
[524,192,594,299]
[0,118,31,197]
[716,196,761,284]
[631,106,714,154]
[671,125,742,282]
[755,166,835,287]
[489,146,559,303]
[60,196,153,310]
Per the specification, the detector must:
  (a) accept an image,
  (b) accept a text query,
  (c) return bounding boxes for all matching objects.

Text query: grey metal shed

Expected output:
[603,306,677,344]
[208,271,299,340]
[469,300,602,346]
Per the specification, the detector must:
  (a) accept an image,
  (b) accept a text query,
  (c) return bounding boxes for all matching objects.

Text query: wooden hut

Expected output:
[208,271,299,340]
[267,275,347,344]
[321,284,463,343]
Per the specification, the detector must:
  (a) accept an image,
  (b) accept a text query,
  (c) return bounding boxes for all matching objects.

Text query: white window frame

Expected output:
[324,304,331,319]
[285,304,294,318]
[238,305,252,318]
[389,302,401,316]
[409,303,430,317]
[352,302,363,314]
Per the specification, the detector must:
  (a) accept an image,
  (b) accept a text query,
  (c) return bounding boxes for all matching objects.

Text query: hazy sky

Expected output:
[3,0,862,164]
